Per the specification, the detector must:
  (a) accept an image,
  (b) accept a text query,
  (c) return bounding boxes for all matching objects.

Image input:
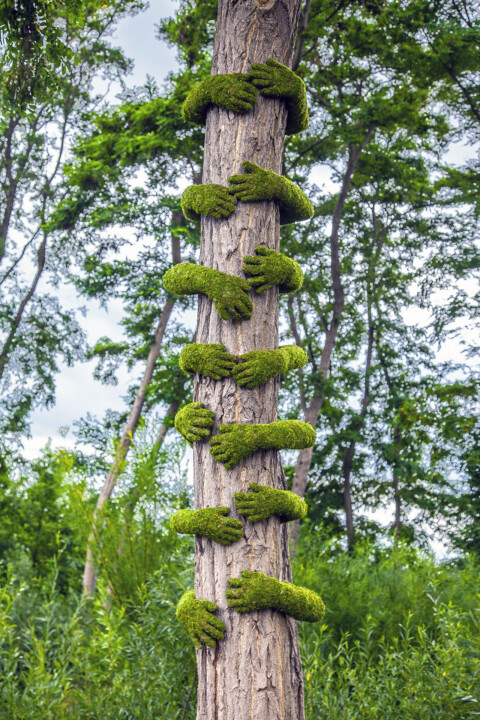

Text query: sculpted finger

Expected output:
[202,599,219,612]
[243,264,265,277]
[208,615,226,631]
[205,623,225,640]
[199,632,216,648]
[216,305,230,321]
[192,634,202,649]
[242,255,263,265]
[249,482,263,492]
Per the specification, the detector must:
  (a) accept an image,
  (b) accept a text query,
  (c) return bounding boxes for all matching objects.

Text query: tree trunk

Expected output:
[82,225,181,596]
[193,1,304,718]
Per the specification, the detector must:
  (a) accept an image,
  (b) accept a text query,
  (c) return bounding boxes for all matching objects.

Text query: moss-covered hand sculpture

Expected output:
[170,507,244,545]
[181,62,307,137]
[163,263,253,321]
[182,73,258,125]
[176,589,226,649]
[181,184,237,221]
[226,571,324,622]
[179,343,237,380]
[228,161,313,225]
[232,344,308,388]
[209,419,316,469]
[242,245,303,294]
[248,58,309,136]
[234,482,307,523]
[174,402,214,443]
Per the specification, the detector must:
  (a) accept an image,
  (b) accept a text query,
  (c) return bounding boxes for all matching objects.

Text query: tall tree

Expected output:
[185,2,307,717]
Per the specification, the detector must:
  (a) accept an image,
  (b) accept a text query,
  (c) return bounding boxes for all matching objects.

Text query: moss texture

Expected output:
[179,343,307,388]
[181,183,236,221]
[170,507,244,545]
[181,60,307,136]
[234,482,307,523]
[176,589,226,649]
[163,263,253,321]
[243,245,303,294]
[228,161,313,225]
[209,419,316,469]
[179,343,237,380]
[232,344,308,388]
[248,58,309,136]
[174,401,214,444]
[226,571,324,622]
[181,73,258,125]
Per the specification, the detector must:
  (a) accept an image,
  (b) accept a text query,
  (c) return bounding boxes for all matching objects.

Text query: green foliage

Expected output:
[176,589,225,650]
[228,161,314,225]
[227,570,325,622]
[163,263,253,322]
[174,402,214,444]
[0,449,87,593]
[179,343,237,380]
[234,482,308,523]
[170,507,243,545]
[243,245,303,294]
[232,344,307,388]
[181,183,237,220]
[209,420,316,469]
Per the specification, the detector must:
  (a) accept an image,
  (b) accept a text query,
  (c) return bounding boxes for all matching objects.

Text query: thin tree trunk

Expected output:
[194,2,304,717]
[341,316,374,550]
[0,232,47,379]
[82,226,181,596]
[392,428,402,538]
[290,133,373,551]
[104,399,180,605]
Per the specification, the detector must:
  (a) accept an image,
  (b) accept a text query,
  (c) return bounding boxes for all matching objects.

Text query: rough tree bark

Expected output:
[193,1,304,717]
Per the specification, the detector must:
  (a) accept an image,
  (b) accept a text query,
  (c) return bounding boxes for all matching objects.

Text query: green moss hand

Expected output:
[248,58,309,135]
[228,161,313,225]
[170,507,244,545]
[232,345,308,388]
[209,419,316,469]
[179,343,237,380]
[176,589,226,649]
[174,402,214,443]
[181,184,237,221]
[182,73,258,125]
[242,245,303,294]
[163,263,253,321]
[226,571,324,622]
[234,482,307,523]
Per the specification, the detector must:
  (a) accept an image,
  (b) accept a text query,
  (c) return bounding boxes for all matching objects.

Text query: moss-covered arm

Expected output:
[226,571,324,622]
[181,184,236,221]
[181,73,258,125]
[170,507,244,545]
[248,58,309,136]
[242,245,303,294]
[176,589,226,649]
[232,344,308,388]
[179,343,237,380]
[163,263,253,322]
[209,419,316,469]
[174,402,214,444]
[234,482,307,523]
[228,161,313,225]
